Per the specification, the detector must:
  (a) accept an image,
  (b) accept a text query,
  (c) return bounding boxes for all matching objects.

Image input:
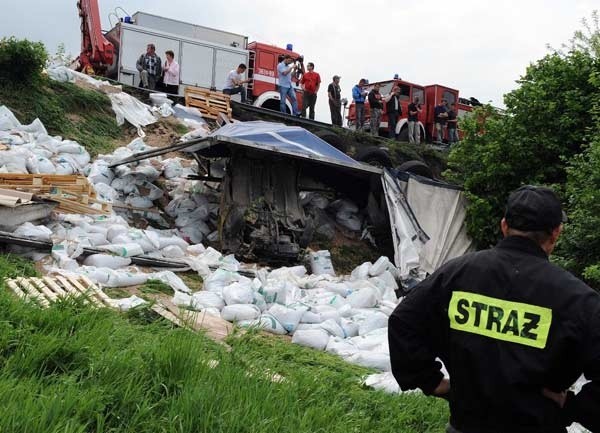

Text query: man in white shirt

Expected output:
[223,63,250,102]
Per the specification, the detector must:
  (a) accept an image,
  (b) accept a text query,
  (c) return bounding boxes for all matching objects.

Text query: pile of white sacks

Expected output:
[0,106,91,175]
[173,255,400,372]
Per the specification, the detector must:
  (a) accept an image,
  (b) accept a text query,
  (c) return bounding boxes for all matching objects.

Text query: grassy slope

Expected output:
[0,78,125,156]
[0,255,448,433]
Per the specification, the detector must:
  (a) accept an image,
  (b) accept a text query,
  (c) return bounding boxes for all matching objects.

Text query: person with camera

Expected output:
[300,62,321,120]
[384,87,402,139]
[277,54,300,116]
[352,79,369,131]
[407,96,422,144]
[328,75,343,126]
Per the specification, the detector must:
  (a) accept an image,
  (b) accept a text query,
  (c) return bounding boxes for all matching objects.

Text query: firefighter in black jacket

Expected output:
[388,185,600,433]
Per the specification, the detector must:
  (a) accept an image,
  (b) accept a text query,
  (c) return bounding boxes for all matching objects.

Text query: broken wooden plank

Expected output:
[30,277,60,302]
[6,279,28,300]
[55,276,94,306]
[14,277,50,307]
[63,276,105,308]
[41,276,69,298]
[78,275,114,307]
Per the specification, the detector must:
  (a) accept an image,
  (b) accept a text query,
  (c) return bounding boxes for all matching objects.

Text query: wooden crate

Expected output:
[184,86,232,120]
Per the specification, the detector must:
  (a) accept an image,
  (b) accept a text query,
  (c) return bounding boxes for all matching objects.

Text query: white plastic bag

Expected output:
[161,245,185,258]
[370,256,392,277]
[99,243,144,257]
[350,262,372,280]
[222,281,254,305]
[151,271,190,293]
[13,222,52,241]
[346,287,378,308]
[252,313,287,335]
[291,329,329,350]
[347,351,391,371]
[268,304,305,333]
[319,318,345,338]
[191,291,225,310]
[221,304,261,322]
[358,311,389,336]
[309,250,336,276]
[83,254,131,269]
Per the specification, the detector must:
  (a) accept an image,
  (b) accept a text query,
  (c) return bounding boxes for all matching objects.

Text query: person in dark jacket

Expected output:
[367,83,383,136]
[389,185,600,433]
[328,75,342,126]
[136,43,162,90]
[385,87,402,139]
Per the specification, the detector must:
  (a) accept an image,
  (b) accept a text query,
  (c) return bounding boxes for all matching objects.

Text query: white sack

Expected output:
[291,329,329,350]
[221,304,261,322]
[83,254,131,269]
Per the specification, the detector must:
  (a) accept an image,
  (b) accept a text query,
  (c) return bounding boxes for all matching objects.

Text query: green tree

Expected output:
[0,37,47,86]
[558,68,600,286]
[445,14,599,249]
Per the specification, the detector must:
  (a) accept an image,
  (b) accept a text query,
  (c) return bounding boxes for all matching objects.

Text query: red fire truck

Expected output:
[347,78,475,143]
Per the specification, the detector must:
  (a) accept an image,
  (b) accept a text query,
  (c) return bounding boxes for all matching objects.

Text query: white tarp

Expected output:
[382,171,473,276]
[47,66,157,137]
[381,171,422,278]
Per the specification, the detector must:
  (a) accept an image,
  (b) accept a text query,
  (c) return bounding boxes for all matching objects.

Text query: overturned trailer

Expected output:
[111,121,472,274]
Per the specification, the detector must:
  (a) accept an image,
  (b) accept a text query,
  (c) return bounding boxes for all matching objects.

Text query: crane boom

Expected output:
[77,0,114,74]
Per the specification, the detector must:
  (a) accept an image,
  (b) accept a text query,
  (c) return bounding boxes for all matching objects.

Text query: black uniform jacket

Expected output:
[388,236,600,433]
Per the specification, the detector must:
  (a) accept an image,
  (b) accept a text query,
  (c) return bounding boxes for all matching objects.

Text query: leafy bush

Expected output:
[0,37,47,86]
[445,32,597,249]
[556,70,600,286]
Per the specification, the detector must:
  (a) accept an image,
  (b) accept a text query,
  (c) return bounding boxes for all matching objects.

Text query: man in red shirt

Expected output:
[300,62,321,120]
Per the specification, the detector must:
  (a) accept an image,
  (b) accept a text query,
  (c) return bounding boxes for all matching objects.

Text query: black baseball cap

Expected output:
[505,185,566,232]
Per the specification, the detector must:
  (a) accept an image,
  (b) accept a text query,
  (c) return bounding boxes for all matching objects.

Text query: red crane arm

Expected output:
[77,0,114,73]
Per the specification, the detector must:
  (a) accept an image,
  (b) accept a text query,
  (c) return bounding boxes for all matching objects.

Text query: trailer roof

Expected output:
[110,122,381,178]
[131,11,248,40]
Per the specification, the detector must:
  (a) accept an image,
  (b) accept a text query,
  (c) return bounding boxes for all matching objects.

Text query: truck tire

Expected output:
[398,125,409,142]
[314,130,348,153]
[355,146,393,168]
[396,160,434,178]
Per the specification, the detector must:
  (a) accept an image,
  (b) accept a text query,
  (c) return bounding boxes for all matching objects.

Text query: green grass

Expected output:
[180,271,204,291]
[0,78,125,156]
[0,255,449,433]
[139,279,174,295]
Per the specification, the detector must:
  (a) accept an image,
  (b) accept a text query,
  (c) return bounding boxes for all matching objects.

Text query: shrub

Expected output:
[445,35,597,249]
[0,37,47,86]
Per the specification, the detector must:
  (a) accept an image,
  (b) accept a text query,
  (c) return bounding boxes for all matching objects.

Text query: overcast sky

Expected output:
[1,0,597,122]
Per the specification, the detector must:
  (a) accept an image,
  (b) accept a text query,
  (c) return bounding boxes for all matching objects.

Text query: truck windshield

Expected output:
[412,88,424,104]
[443,90,456,105]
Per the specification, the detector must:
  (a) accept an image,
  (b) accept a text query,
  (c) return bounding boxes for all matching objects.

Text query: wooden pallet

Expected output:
[6,275,113,308]
[0,174,110,215]
[184,86,232,120]
[4,276,203,337]
[0,174,94,195]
